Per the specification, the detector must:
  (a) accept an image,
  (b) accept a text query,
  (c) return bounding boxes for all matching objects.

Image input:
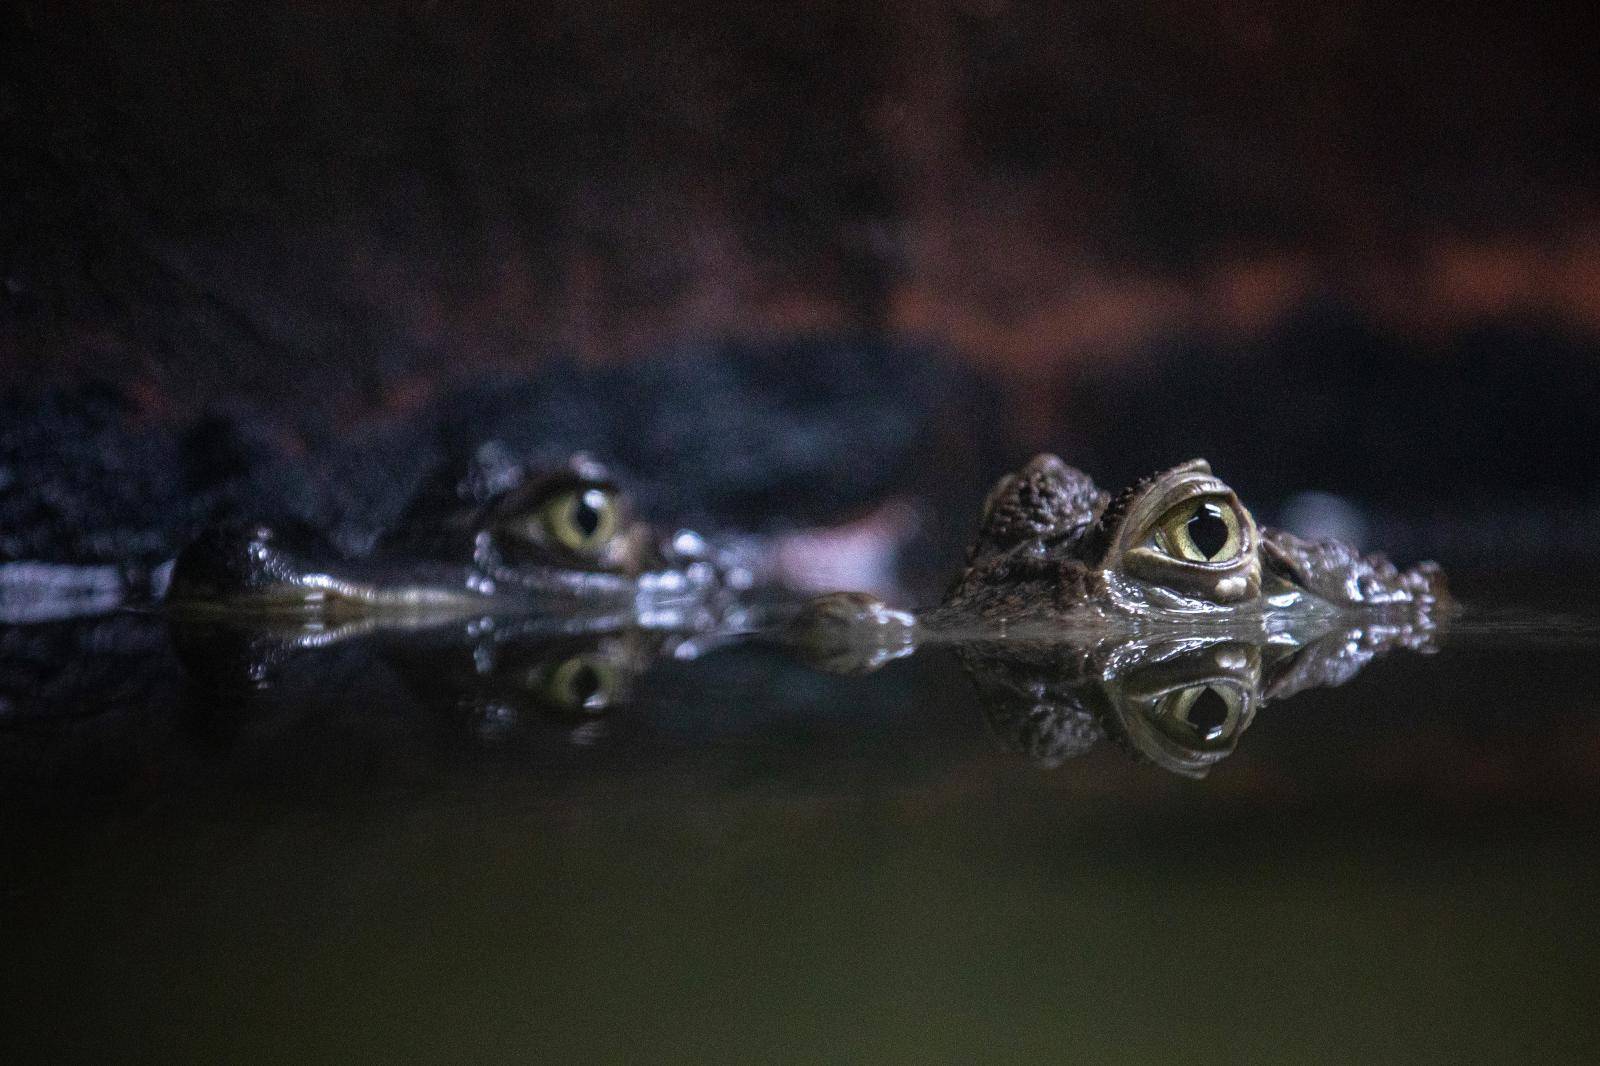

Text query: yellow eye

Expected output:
[1156,684,1242,745]
[538,486,621,554]
[539,655,619,714]
[1152,496,1242,563]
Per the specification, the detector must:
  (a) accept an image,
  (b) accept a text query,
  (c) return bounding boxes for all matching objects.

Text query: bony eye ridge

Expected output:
[1153,496,1242,564]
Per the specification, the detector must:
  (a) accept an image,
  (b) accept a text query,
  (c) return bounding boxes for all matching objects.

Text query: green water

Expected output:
[4,610,1600,1063]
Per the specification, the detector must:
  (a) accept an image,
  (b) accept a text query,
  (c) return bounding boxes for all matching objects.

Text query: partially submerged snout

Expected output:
[164,464,738,627]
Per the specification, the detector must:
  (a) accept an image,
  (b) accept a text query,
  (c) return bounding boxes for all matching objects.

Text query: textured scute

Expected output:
[1261,527,1446,606]
[938,545,1104,628]
[971,454,1107,557]
[941,455,1446,625]
[942,454,1116,624]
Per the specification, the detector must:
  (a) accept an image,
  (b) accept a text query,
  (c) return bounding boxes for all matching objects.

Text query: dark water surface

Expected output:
[4,588,1600,1062]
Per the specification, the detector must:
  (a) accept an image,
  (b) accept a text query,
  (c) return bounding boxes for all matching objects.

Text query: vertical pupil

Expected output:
[569,663,601,705]
[572,490,604,539]
[1186,502,1230,559]
[1186,686,1230,738]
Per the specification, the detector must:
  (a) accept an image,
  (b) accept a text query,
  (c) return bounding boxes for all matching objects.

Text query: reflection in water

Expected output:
[13,593,1600,1065]
[168,612,730,747]
[785,590,1444,776]
[154,590,1443,779]
[963,621,1439,776]
[0,533,1448,802]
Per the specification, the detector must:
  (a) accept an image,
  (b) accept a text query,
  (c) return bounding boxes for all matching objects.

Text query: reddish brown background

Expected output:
[4,1,1600,432]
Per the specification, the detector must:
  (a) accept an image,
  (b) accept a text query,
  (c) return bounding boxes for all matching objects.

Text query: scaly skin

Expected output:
[934,454,1445,632]
[165,458,736,628]
[786,453,1446,684]
[782,455,1448,775]
[791,454,1445,654]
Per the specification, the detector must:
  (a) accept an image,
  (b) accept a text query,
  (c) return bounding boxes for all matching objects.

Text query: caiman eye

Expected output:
[539,655,620,713]
[538,485,621,554]
[1152,496,1242,563]
[1155,683,1243,745]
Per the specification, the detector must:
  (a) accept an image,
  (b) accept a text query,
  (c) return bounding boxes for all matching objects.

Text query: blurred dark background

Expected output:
[4,0,1600,576]
[8,15,1600,1057]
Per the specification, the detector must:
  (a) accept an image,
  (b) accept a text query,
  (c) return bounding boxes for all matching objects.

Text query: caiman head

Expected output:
[165,458,732,625]
[938,455,1445,628]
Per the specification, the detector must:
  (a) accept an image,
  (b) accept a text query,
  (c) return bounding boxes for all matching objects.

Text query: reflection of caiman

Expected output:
[170,609,705,744]
[962,622,1436,777]
[166,458,746,629]
[161,466,761,740]
[788,454,1448,774]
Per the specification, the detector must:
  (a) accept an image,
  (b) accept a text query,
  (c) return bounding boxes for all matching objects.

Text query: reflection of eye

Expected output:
[538,486,621,554]
[1157,684,1243,744]
[1152,496,1242,563]
[542,655,619,714]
